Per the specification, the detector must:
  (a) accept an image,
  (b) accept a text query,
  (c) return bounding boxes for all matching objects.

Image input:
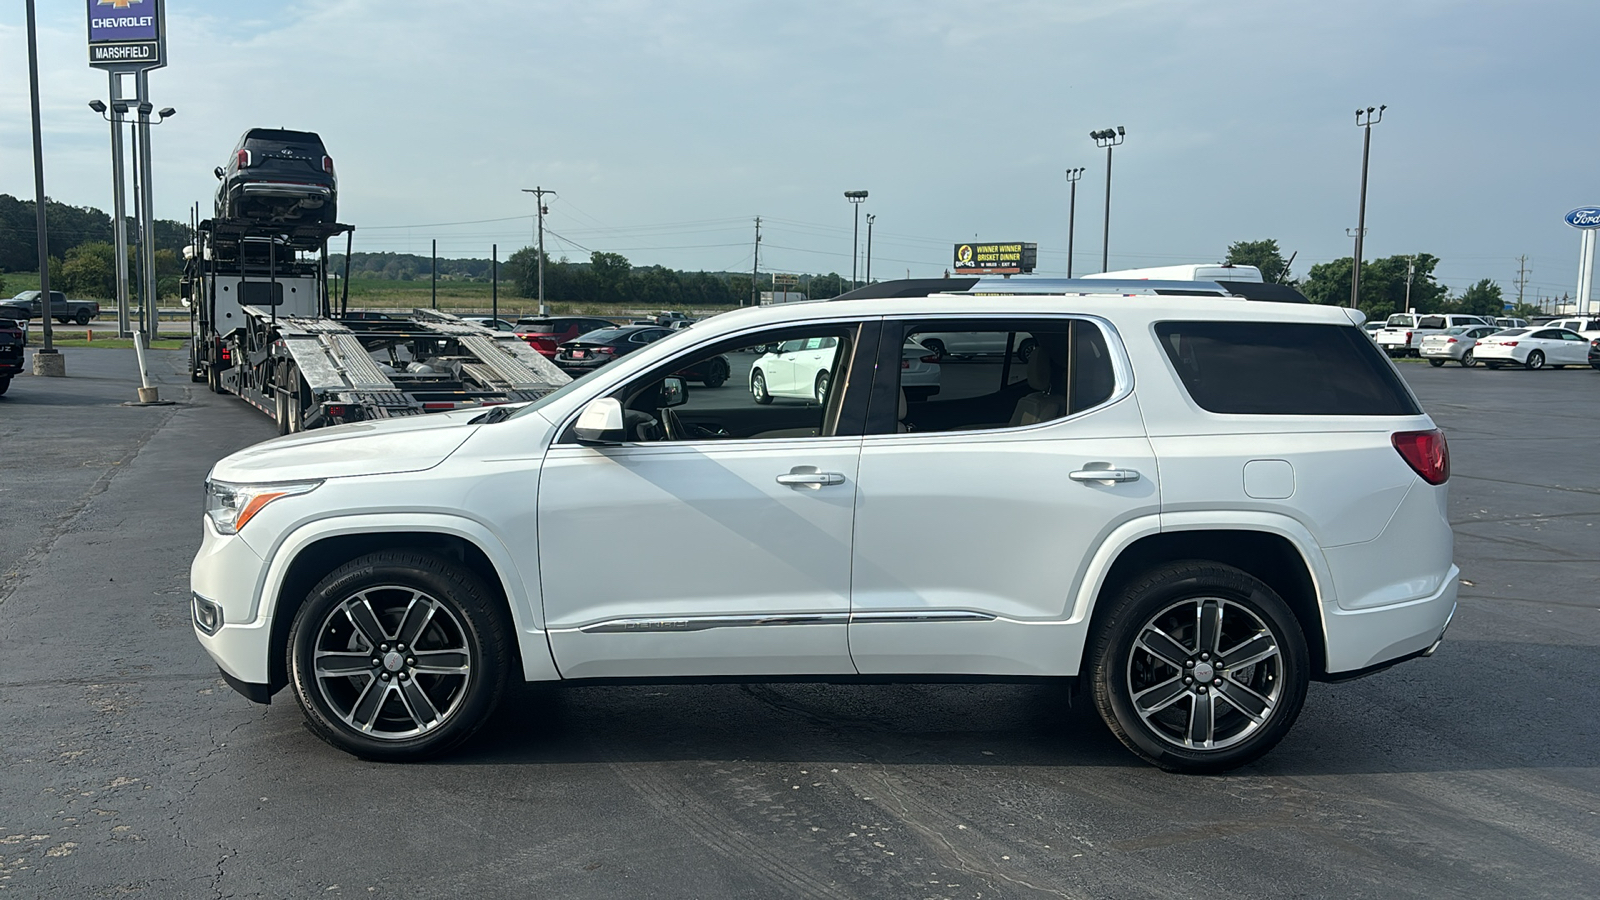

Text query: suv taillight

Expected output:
[322,155,334,175]
[1392,429,1449,485]
[236,149,252,169]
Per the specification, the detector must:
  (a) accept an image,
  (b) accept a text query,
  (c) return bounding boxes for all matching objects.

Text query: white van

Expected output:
[1084,263,1264,283]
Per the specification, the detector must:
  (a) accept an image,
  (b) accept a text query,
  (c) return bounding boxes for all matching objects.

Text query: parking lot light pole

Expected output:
[1065,166,1085,277]
[1351,105,1385,308]
[1090,128,1125,273]
[90,96,134,338]
[24,0,59,371]
[845,190,868,290]
[865,214,875,284]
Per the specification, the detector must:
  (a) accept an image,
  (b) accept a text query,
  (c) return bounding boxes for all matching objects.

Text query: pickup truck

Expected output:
[0,310,24,394]
[1375,313,1491,357]
[0,290,101,325]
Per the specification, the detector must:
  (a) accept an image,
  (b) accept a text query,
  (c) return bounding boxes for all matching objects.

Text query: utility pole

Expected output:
[1090,128,1126,273]
[750,217,761,307]
[1351,105,1386,308]
[865,214,875,284]
[522,187,554,316]
[1065,167,1084,277]
[431,238,437,310]
[1514,255,1530,307]
[491,244,498,323]
[1404,256,1415,312]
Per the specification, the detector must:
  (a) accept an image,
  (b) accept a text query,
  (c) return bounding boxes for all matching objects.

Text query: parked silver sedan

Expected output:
[1419,324,1501,367]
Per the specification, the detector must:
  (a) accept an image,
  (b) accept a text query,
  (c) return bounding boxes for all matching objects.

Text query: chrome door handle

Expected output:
[776,470,846,487]
[1069,468,1140,483]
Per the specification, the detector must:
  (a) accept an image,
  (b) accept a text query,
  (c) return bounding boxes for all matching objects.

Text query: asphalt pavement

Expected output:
[0,350,1596,899]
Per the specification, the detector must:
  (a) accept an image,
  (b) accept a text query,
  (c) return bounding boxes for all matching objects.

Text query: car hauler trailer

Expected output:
[182,218,570,433]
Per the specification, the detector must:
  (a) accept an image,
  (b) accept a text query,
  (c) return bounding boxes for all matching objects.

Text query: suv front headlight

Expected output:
[205,479,322,534]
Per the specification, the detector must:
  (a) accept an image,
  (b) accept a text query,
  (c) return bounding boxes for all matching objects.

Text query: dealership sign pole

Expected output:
[88,0,166,345]
[1567,207,1600,317]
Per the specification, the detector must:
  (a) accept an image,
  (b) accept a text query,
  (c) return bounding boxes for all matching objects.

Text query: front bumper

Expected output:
[190,517,275,695]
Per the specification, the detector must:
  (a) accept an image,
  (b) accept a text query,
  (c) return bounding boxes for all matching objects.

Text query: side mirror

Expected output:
[214,166,225,180]
[660,376,688,408]
[574,397,626,444]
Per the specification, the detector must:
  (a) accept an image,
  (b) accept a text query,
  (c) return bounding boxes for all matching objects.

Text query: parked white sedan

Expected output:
[1474,327,1593,370]
[1419,325,1501,367]
[751,336,841,403]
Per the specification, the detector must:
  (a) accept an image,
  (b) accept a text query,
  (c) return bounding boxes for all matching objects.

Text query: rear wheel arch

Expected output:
[265,529,524,694]
[1089,529,1327,679]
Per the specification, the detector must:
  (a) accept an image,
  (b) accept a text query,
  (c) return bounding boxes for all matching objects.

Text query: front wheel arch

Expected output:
[266,529,526,695]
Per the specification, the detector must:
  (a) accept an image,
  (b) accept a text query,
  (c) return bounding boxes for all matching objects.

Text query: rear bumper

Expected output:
[239,181,333,200]
[1322,565,1459,674]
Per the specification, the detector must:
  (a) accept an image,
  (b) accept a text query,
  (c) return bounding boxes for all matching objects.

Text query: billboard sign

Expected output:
[953,242,1037,275]
[87,0,165,70]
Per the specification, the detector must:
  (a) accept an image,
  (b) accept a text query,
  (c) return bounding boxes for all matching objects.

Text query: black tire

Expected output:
[814,370,830,404]
[1428,358,1445,367]
[702,358,728,388]
[75,310,92,325]
[286,550,514,761]
[751,369,773,405]
[1016,338,1036,362]
[1088,561,1309,774]
[0,376,9,396]
[189,344,205,383]
[56,317,70,325]
[1485,362,1503,370]
[922,338,946,358]
[275,388,293,436]
[1461,350,1476,368]
[1525,350,1545,370]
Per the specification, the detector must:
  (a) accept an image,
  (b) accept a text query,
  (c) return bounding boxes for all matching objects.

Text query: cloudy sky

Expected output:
[1,1,1594,300]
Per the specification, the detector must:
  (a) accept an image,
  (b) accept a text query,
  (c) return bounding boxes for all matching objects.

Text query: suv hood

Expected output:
[210,408,485,484]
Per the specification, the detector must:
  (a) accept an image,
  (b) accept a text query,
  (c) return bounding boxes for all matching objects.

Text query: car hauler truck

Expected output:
[183,218,570,433]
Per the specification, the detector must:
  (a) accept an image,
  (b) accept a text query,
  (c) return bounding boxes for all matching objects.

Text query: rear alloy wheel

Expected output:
[702,358,728,388]
[1428,358,1445,367]
[1016,338,1037,362]
[1485,361,1504,370]
[75,310,92,325]
[1090,561,1309,773]
[288,551,513,760]
[1525,350,1545,370]
[922,338,947,359]
[815,370,830,404]
[1461,350,1476,368]
[751,369,773,405]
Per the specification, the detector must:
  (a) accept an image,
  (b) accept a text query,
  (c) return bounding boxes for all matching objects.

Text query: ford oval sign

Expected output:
[1565,207,1600,229]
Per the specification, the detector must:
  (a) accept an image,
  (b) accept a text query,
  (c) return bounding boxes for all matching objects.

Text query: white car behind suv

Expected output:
[192,279,1457,773]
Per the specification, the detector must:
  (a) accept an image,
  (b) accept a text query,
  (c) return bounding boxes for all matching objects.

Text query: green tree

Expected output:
[60,241,117,298]
[1455,279,1504,317]
[1225,239,1293,283]
[1300,254,1447,318]
[1509,302,1542,320]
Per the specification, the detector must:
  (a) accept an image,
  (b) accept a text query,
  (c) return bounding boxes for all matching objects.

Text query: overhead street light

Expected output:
[844,190,868,290]
[1090,126,1125,273]
[1351,105,1385,308]
[1064,167,1085,277]
[88,99,176,339]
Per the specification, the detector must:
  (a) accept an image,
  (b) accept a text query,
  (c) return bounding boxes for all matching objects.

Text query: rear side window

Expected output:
[1155,322,1420,416]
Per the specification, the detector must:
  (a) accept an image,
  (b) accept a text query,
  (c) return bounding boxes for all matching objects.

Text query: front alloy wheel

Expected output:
[288,551,512,760]
[1090,561,1309,773]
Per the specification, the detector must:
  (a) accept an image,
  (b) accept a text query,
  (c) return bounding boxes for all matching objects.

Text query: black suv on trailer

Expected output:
[214,129,338,224]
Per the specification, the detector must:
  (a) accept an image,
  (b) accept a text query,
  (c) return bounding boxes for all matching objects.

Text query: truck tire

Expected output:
[75,310,92,325]
[0,376,10,396]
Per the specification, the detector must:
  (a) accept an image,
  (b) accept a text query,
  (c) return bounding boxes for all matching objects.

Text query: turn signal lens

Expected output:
[205,479,321,534]
[236,149,252,169]
[1392,429,1449,486]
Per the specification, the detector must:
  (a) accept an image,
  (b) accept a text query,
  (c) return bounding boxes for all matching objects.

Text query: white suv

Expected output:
[191,281,1458,773]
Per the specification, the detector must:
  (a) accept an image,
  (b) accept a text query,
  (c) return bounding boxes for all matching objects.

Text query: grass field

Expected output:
[28,336,185,350]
